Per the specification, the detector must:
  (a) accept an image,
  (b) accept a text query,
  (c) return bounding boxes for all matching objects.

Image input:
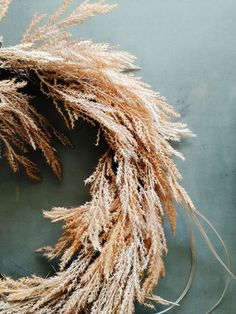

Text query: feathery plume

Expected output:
[0,1,204,313]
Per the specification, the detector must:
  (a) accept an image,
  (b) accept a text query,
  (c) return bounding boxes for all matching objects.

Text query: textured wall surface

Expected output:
[0,1,236,313]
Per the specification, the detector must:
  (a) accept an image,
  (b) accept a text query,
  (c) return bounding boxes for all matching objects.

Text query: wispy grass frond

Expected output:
[0,1,197,313]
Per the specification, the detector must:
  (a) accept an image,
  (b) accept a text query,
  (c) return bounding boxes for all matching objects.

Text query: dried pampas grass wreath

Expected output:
[0,1,234,313]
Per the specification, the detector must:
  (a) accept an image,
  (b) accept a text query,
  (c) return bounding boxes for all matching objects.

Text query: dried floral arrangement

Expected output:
[0,1,233,313]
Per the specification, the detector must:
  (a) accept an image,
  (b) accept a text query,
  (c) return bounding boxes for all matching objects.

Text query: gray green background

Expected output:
[0,0,236,313]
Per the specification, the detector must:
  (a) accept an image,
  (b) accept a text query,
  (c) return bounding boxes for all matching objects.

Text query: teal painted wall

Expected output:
[0,1,236,313]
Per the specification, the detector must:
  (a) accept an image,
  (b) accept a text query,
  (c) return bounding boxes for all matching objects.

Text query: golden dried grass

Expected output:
[0,1,198,313]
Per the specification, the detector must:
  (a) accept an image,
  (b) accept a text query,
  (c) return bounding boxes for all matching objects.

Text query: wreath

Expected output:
[0,1,233,313]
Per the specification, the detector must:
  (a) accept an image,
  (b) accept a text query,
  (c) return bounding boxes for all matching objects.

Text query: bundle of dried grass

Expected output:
[0,78,70,179]
[0,1,229,313]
